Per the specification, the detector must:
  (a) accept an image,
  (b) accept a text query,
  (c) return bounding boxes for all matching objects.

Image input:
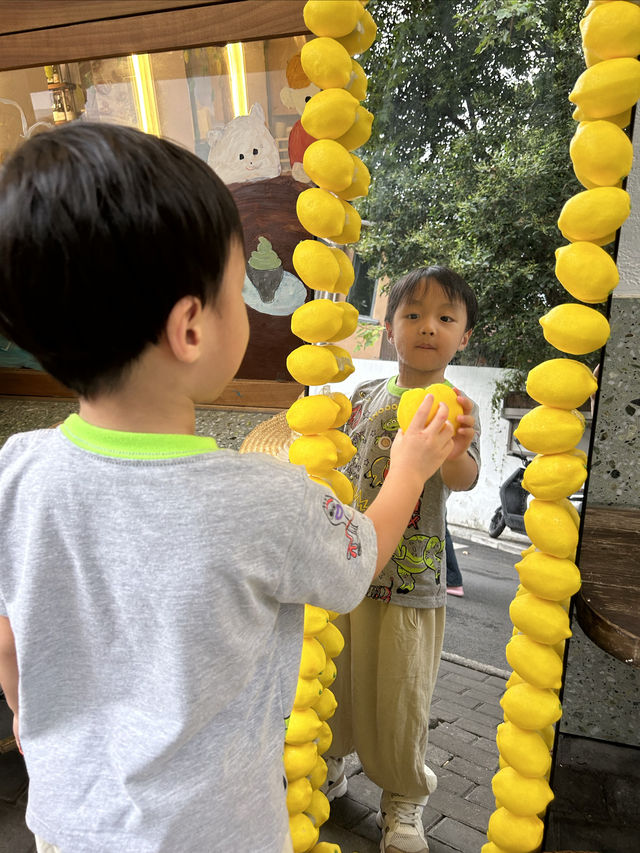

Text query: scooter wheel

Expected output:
[488,507,506,539]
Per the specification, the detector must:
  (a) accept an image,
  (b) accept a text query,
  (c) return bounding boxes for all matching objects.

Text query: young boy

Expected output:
[0,124,465,853]
[327,266,480,853]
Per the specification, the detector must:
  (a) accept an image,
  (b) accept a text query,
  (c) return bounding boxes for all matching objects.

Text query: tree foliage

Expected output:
[359,0,586,372]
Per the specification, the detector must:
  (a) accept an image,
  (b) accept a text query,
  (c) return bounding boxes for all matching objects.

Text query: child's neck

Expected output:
[396,366,446,389]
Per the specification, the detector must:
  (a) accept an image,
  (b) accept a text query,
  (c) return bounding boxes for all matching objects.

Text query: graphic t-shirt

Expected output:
[343,376,481,608]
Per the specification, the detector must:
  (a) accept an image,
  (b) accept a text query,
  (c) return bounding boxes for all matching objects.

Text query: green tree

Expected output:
[359,0,587,374]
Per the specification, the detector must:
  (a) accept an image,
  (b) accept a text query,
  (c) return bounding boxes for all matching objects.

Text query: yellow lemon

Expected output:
[526,357,598,409]
[305,789,331,828]
[318,656,337,688]
[509,592,573,645]
[292,240,342,292]
[492,767,554,818]
[335,8,378,55]
[303,139,355,192]
[521,451,587,501]
[554,241,619,304]
[287,775,314,815]
[299,636,327,679]
[481,844,512,853]
[496,722,552,778]
[308,755,328,790]
[304,604,330,636]
[524,499,579,559]
[557,187,630,243]
[324,344,355,381]
[310,468,354,504]
[539,724,556,751]
[301,37,353,90]
[312,686,337,721]
[581,1,640,63]
[560,496,581,529]
[332,198,362,243]
[297,188,346,239]
[316,720,333,755]
[539,303,610,355]
[330,247,356,294]
[289,434,339,474]
[520,543,536,559]
[397,383,462,433]
[291,299,344,343]
[505,634,564,690]
[335,104,374,150]
[287,344,339,385]
[293,676,324,710]
[569,56,640,119]
[329,391,352,428]
[500,683,563,731]
[505,671,526,690]
[337,152,371,200]
[322,429,356,466]
[513,405,585,455]
[316,620,346,658]
[301,87,360,140]
[287,394,341,436]
[487,808,544,853]
[515,550,582,601]
[284,741,318,782]
[572,103,632,127]
[570,120,633,188]
[326,302,359,342]
[303,0,364,38]
[346,58,368,101]
[285,707,323,745]
[289,812,319,853]
[310,842,341,853]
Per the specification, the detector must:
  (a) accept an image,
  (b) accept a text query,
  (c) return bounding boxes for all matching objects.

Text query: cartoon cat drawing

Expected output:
[207,103,281,185]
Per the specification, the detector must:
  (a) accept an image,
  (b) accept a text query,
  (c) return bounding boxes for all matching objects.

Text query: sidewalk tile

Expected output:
[442,673,505,698]
[473,700,504,721]
[427,786,492,833]
[465,784,497,810]
[433,684,486,709]
[319,819,379,852]
[454,716,500,741]
[431,699,483,723]
[344,772,381,812]
[429,729,498,770]
[432,767,476,796]
[443,756,496,787]
[426,742,454,767]
[327,794,369,830]
[430,815,489,852]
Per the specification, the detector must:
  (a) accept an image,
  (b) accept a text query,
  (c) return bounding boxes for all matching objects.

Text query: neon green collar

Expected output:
[386,376,453,397]
[60,413,218,460]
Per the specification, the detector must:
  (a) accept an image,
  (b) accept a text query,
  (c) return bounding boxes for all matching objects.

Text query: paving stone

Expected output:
[343,752,363,779]
[430,728,499,770]
[454,715,500,741]
[432,767,476,797]
[443,756,496,787]
[442,672,505,698]
[434,721,477,744]
[430,815,489,852]
[465,784,496,811]
[431,699,479,723]
[483,674,509,690]
[439,664,489,681]
[426,742,454,767]
[345,772,381,812]
[320,817,379,852]
[342,810,381,844]
[427,786,492,833]
[473,700,504,722]
[428,838,462,853]
[470,734,500,756]
[433,684,485,709]
[326,793,369,830]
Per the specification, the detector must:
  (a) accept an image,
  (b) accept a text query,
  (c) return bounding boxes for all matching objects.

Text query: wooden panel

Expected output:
[0,1,222,35]
[0,0,307,71]
[576,505,640,668]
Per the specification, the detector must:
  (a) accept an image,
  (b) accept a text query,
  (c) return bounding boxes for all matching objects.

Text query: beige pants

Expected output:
[36,833,294,852]
[330,598,445,802]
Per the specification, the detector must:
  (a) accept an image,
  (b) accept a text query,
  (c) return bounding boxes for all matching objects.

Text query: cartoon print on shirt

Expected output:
[323,495,362,560]
[391,534,444,593]
[365,455,390,488]
[367,577,394,603]
[407,497,421,530]
[347,402,364,432]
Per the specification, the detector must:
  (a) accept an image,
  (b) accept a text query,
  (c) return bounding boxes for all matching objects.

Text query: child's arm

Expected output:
[365,395,454,578]
[441,392,479,492]
[0,616,21,753]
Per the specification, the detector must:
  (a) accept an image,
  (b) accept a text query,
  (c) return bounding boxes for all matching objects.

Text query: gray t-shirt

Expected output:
[0,419,376,853]
[343,376,480,608]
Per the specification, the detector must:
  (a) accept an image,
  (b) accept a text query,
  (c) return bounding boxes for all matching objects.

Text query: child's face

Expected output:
[386,278,472,386]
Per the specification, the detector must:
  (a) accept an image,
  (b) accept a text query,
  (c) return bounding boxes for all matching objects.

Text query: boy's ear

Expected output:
[384,320,394,344]
[164,296,204,363]
[458,328,473,351]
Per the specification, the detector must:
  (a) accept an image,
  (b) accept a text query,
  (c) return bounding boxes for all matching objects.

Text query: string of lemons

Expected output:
[483,3,640,852]
[283,3,377,852]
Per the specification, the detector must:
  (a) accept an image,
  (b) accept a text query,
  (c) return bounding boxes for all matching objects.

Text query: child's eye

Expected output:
[406,313,419,320]
[441,315,454,323]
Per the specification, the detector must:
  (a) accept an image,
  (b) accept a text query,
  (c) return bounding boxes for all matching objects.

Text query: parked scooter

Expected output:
[488,443,583,539]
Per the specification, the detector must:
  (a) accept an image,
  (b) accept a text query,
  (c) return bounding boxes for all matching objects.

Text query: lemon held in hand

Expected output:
[397,383,463,433]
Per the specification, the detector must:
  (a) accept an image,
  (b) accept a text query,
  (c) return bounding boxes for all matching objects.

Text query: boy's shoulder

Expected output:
[350,375,393,402]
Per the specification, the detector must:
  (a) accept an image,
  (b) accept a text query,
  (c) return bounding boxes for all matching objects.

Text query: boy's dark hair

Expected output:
[385,266,478,332]
[0,122,244,397]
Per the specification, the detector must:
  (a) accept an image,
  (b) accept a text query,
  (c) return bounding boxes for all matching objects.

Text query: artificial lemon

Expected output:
[557,187,630,243]
[304,604,330,636]
[299,636,327,680]
[289,812,319,853]
[572,104,632,128]
[322,429,356,466]
[521,451,587,501]
[283,741,318,782]
[287,394,341,436]
[334,104,374,150]
[515,550,582,601]
[324,344,355,381]
[301,87,360,140]
[310,468,354,504]
[560,496,581,530]
[505,634,564,690]
[305,790,331,828]
[312,686,337,721]
[487,808,544,853]
[346,58,368,101]
[329,391,352,428]
[337,152,371,200]
[297,188,346,239]
[505,671,526,690]
[509,592,573,645]
[289,434,339,474]
[524,499,580,559]
[286,775,314,815]
[554,241,619,304]
[326,302,359,342]
[303,139,355,192]
[335,8,378,55]
[316,720,333,755]
[316,620,346,658]
[291,299,344,343]
[287,345,339,386]
[318,656,337,688]
[500,683,563,730]
[539,724,556,751]
[580,1,640,64]
[570,120,633,187]
[569,56,640,119]
[301,37,353,90]
[310,843,341,853]
[285,707,323,745]
[481,844,512,853]
[293,676,324,710]
[330,247,356,294]
[513,405,585,455]
[496,722,552,778]
[332,198,362,244]
[303,0,364,38]
[397,383,462,433]
[539,303,610,355]
[492,767,554,818]
[526,358,597,410]
[308,755,328,790]
[292,240,342,292]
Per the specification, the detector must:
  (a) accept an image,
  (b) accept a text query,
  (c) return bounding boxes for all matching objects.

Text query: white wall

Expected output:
[312,361,521,532]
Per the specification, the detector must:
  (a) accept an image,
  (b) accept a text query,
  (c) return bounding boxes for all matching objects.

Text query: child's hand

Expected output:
[447,391,476,461]
[13,712,22,755]
[391,394,454,484]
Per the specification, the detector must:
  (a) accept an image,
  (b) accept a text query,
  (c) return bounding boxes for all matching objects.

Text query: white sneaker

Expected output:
[376,792,429,853]
[321,756,348,802]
